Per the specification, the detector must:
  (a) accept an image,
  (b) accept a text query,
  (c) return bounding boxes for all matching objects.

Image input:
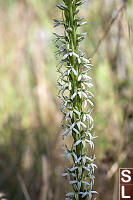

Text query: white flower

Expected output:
[55,0,97,198]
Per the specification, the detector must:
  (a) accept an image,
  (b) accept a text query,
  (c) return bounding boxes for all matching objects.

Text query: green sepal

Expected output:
[56,4,68,11]
[53,19,66,27]
[76,0,87,7]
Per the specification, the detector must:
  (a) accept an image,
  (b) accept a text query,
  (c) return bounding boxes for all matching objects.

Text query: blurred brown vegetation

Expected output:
[0,0,133,200]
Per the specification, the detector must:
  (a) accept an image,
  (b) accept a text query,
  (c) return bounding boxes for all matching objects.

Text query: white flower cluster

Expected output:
[54,0,98,199]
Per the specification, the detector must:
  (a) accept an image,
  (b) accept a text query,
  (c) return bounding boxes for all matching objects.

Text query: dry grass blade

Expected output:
[17,174,31,200]
[91,3,125,57]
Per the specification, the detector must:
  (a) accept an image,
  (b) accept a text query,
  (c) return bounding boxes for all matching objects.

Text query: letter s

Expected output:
[121,170,131,183]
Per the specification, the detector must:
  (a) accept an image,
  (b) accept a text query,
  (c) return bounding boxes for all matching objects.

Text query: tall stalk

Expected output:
[54,0,97,199]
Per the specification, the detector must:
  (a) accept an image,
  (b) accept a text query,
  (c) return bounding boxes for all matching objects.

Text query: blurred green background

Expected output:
[0,0,133,199]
